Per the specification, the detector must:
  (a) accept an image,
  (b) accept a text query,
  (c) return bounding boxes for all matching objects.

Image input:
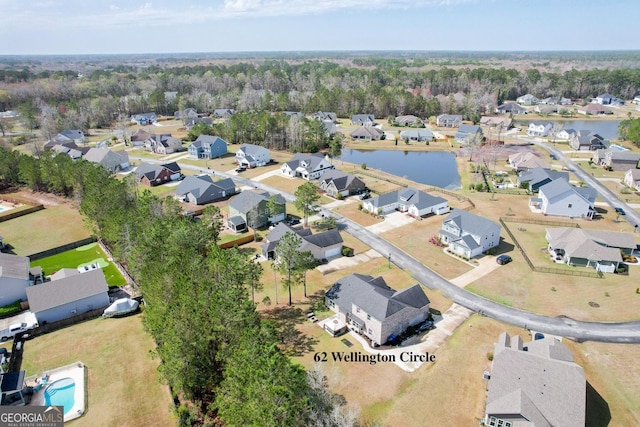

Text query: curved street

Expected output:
[131,155,640,343]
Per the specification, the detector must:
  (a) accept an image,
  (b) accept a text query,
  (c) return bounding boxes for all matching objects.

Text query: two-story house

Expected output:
[530,179,596,219]
[438,209,502,258]
[228,190,286,228]
[187,135,228,159]
[325,273,430,347]
[527,122,553,137]
[436,114,462,127]
[261,223,343,261]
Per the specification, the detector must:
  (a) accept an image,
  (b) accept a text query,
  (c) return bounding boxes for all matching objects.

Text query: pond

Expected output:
[516,119,622,139]
[338,149,461,189]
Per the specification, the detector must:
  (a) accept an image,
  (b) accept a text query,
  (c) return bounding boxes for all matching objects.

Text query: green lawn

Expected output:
[30,243,127,287]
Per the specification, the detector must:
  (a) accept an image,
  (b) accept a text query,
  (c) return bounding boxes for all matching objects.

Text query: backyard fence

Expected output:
[98,240,139,294]
[219,230,255,249]
[500,216,581,228]
[0,204,44,222]
[28,237,98,261]
[499,217,601,279]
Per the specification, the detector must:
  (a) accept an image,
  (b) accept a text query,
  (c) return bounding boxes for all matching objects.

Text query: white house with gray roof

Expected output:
[527,122,552,137]
[531,179,597,219]
[325,273,430,347]
[546,227,635,273]
[351,114,376,126]
[517,167,569,193]
[439,209,501,258]
[516,93,539,105]
[235,143,270,168]
[350,126,384,141]
[280,153,334,180]
[26,268,110,324]
[454,124,483,143]
[436,114,462,127]
[0,253,42,306]
[400,128,434,142]
[363,187,449,217]
[394,115,421,126]
[484,332,585,427]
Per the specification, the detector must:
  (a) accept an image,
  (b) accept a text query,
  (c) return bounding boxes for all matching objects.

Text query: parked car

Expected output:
[286,218,301,226]
[359,192,370,200]
[235,166,246,173]
[496,254,512,265]
[615,207,626,215]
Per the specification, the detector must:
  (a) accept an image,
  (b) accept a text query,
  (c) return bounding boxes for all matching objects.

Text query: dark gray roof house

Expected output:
[400,128,434,142]
[394,115,421,126]
[484,332,585,427]
[228,190,286,228]
[175,175,236,205]
[188,135,228,159]
[351,114,376,126]
[130,112,157,125]
[136,162,182,186]
[311,111,338,123]
[319,170,366,197]
[569,130,608,151]
[350,126,384,141]
[26,268,110,324]
[517,167,569,192]
[495,102,527,115]
[213,108,235,118]
[261,223,343,260]
[325,273,430,346]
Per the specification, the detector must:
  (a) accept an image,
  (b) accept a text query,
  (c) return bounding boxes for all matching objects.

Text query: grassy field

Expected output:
[11,315,175,427]
[0,193,92,256]
[31,243,127,287]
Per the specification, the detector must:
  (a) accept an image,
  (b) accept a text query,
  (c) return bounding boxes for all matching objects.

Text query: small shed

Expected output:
[227,216,247,233]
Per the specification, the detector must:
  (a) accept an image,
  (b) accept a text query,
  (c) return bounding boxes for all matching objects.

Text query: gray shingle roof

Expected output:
[367,187,446,210]
[26,268,109,313]
[486,333,586,427]
[175,175,235,204]
[0,253,30,280]
[326,273,429,322]
[229,190,285,214]
[399,129,433,140]
[443,209,501,238]
[319,170,364,192]
[539,178,595,203]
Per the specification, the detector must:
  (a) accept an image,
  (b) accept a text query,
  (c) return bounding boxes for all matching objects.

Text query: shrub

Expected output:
[358,203,363,211]
[486,352,494,361]
[341,247,354,257]
[361,163,367,170]
[0,300,22,318]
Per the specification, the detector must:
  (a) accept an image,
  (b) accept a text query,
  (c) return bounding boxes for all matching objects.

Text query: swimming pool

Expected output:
[44,378,76,416]
[609,144,629,152]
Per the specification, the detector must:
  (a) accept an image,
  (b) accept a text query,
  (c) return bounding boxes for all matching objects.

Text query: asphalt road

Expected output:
[130,155,640,343]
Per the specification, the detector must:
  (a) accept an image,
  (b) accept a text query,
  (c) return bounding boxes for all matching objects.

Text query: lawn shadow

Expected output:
[496,239,515,255]
[585,380,611,427]
[261,305,318,357]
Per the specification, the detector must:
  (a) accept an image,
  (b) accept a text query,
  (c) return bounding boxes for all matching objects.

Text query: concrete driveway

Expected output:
[366,211,415,234]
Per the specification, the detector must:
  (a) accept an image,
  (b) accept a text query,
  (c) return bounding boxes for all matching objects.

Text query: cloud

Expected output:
[0,0,476,32]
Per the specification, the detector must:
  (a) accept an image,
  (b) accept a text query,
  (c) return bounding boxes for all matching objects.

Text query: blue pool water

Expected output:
[609,144,629,152]
[44,378,75,416]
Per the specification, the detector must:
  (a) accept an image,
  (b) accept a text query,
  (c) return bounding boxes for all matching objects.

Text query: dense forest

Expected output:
[1,54,640,145]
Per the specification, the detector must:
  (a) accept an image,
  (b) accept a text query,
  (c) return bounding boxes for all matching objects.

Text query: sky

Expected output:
[1,0,639,55]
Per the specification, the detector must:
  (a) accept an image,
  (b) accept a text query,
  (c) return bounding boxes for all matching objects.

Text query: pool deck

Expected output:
[27,361,86,422]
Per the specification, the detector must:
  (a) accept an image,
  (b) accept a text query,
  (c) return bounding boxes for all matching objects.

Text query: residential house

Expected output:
[400,128,434,142]
[484,332,585,427]
[569,130,608,151]
[527,122,553,137]
[546,227,635,273]
[175,175,236,205]
[261,223,343,261]
[394,115,422,126]
[530,179,596,219]
[51,144,84,160]
[592,93,624,105]
[438,209,501,258]
[455,124,483,143]
[495,102,527,115]
[164,91,178,101]
[130,112,158,125]
[227,216,247,233]
[0,253,43,306]
[130,129,151,147]
[350,126,385,141]
[185,117,213,130]
[283,111,304,119]
[325,273,430,346]
[593,148,640,171]
[321,120,338,136]
[436,114,462,127]
[83,148,130,172]
[26,268,110,324]
[632,95,640,105]
[44,129,86,150]
[508,151,550,172]
[624,168,640,190]
[213,108,235,118]
[555,128,577,140]
[319,170,366,197]
[236,143,271,168]
[516,93,539,105]
[174,108,198,121]
[578,104,613,115]
[228,190,286,228]
[540,96,572,105]
[351,114,376,126]
[280,153,335,180]
[363,187,449,217]
[187,135,228,159]
[310,111,338,122]
[135,162,182,186]
[517,167,569,192]
[145,133,183,155]
[480,116,512,129]
[534,104,558,114]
